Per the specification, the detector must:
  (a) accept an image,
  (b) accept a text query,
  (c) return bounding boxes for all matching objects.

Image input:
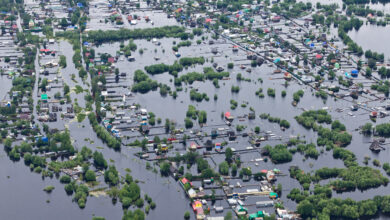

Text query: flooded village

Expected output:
[2,0,390,219]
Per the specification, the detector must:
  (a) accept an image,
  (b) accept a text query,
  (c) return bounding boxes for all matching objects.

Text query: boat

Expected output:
[240,65,246,69]
[154,57,160,60]
[274,69,281,73]
[175,52,181,57]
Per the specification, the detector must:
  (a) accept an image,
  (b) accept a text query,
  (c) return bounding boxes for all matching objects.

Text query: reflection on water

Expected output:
[348,24,390,59]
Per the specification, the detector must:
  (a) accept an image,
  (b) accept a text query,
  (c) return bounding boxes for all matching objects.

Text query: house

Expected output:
[276,208,293,219]
[249,211,265,220]
[225,112,234,121]
[272,16,281,22]
[188,188,197,198]
[228,131,236,140]
[235,205,248,216]
[49,113,57,122]
[211,129,218,138]
[205,140,213,150]
[315,54,323,65]
[189,142,198,151]
[180,178,192,187]
[107,57,115,63]
[215,142,222,152]
[192,200,205,219]
[19,113,30,120]
[141,124,149,134]
[41,94,48,102]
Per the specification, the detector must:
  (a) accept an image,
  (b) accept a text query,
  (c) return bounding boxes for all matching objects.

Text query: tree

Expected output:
[297,200,314,218]
[368,58,376,69]
[201,168,215,178]
[64,84,70,95]
[93,151,107,169]
[60,175,71,184]
[104,165,119,186]
[4,138,12,152]
[225,148,233,163]
[184,117,193,129]
[224,211,233,220]
[84,170,96,182]
[362,123,372,135]
[184,211,190,220]
[123,209,145,220]
[366,67,372,77]
[219,161,229,175]
[160,162,170,176]
[196,158,209,173]
[59,55,67,68]
[231,164,238,177]
[60,18,68,28]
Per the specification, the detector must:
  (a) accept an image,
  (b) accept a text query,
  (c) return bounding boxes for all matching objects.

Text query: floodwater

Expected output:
[2,1,390,220]
[348,24,390,59]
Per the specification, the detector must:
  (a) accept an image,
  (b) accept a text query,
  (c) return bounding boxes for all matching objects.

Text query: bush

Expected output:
[84,170,96,182]
[60,175,71,184]
[43,185,55,193]
[264,144,292,163]
[184,211,190,220]
[267,88,275,97]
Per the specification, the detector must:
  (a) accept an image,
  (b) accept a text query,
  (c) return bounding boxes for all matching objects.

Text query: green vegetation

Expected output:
[267,88,275,97]
[361,123,372,135]
[86,26,186,44]
[132,70,158,93]
[296,143,319,159]
[231,86,240,93]
[179,57,205,67]
[59,55,67,68]
[144,62,183,75]
[43,185,55,193]
[375,123,390,137]
[264,144,292,163]
[88,113,121,150]
[293,90,304,103]
[190,89,209,102]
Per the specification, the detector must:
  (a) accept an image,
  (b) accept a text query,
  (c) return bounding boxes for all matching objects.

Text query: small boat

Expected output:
[240,65,246,69]
[175,52,181,57]
[154,57,160,60]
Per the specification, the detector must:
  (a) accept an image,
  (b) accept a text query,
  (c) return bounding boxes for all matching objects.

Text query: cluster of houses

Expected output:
[178,174,295,220]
